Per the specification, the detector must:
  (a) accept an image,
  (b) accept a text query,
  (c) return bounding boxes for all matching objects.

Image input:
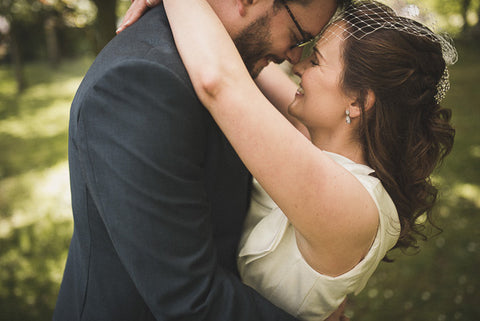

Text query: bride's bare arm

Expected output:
[117,0,306,139]
[164,0,377,276]
[255,63,310,138]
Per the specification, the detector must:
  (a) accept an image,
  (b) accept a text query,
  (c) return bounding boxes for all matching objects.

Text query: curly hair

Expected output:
[340,2,455,255]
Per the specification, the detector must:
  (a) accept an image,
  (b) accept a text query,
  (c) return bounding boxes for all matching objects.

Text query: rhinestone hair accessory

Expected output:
[316,0,458,104]
[434,67,451,104]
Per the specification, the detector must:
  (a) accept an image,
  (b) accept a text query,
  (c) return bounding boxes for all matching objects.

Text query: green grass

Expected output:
[0,57,92,321]
[0,45,478,320]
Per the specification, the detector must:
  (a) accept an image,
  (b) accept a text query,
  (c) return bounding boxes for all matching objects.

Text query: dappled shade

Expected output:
[0,41,479,321]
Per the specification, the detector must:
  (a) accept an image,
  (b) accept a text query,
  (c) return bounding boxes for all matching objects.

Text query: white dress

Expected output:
[238,152,400,321]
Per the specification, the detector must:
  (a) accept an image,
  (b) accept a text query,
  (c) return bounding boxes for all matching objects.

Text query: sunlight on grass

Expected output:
[1,46,478,320]
[470,145,480,158]
[452,183,480,208]
[0,163,73,318]
[433,174,480,208]
[0,78,81,139]
[0,101,69,139]
[0,161,72,238]
[0,59,81,319]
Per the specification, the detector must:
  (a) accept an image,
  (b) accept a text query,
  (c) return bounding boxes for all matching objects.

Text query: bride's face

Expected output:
[234,0,337,78]
[288,22,353,132]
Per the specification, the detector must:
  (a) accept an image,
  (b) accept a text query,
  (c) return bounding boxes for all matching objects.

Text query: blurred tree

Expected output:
[471,2,480,41]
[461,0,472,32]
[44,15,60,66]
[0,0,97,92]
[38,0,98,62]
[0,0,31,92]
[91,0,117,53]
[458,0,480,40]
[424,0,479,33]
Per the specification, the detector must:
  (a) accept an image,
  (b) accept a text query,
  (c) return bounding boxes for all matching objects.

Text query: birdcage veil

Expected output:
[317,0,458,103]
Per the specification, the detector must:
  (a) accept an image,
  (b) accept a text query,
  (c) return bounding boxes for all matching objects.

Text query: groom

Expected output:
[53,0,346,320]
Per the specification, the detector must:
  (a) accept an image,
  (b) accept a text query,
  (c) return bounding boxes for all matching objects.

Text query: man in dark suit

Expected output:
[53,0,342,320]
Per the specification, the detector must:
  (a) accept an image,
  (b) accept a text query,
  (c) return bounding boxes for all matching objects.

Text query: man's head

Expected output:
[209,0,349,77]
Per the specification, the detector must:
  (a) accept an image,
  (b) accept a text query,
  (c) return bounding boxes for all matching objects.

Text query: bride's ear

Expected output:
[349,89,375,119]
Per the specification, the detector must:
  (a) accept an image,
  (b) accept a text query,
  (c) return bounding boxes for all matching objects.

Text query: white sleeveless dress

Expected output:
[238,151,400,320]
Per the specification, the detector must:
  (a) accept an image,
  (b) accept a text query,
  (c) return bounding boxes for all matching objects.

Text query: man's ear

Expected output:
[349,89,375,119]
[236,0,259,16]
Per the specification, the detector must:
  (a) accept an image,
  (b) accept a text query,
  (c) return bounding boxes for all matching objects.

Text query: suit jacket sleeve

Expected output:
[73,58,298,321]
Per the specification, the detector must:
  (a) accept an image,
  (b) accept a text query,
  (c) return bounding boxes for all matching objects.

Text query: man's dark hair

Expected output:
[275,0,353,10]
[337,0,353,10]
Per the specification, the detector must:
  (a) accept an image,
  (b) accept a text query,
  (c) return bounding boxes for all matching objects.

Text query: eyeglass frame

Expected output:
[282,0,321,60]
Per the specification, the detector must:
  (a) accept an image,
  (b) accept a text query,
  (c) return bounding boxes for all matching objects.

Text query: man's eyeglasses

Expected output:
[282,0,320,60]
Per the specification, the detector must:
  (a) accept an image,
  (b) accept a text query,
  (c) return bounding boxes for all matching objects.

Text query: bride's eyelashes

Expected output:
[310,56,320,66]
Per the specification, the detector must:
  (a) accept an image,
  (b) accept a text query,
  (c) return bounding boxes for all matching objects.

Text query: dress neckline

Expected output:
[322,151,375,175]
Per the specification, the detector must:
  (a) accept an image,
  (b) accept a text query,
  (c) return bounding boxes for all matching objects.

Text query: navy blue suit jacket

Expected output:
[53,5,298,321]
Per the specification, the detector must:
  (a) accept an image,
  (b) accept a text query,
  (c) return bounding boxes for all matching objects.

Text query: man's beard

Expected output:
[233,13,282,78]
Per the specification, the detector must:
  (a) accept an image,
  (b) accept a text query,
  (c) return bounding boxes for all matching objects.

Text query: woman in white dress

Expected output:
[120,1,456,319]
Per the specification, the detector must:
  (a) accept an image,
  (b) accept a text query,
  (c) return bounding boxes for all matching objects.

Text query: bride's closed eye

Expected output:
[310,55,321,66]
[309,49,324,67]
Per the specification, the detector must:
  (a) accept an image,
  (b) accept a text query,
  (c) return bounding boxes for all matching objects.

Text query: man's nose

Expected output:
[286,47,303,64]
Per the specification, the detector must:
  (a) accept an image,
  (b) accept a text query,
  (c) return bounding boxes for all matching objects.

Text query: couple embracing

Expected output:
[53,0,456,320]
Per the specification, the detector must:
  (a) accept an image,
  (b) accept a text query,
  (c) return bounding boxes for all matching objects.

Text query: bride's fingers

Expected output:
[146,0,162,7]
[116,0,150,34]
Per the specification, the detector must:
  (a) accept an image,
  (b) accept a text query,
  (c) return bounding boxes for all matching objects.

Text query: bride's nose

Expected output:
[286,47,303,64]
[292,59,307,77]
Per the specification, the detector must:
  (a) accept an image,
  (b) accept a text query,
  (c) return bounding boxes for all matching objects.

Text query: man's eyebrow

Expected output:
[296,26,314,40]
[304,31,315,39]
[289,25,313,42]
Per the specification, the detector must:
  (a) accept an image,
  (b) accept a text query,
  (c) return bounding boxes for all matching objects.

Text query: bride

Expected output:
[120,0,456,319]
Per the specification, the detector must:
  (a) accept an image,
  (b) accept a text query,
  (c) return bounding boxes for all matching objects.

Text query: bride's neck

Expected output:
[310,130,367,165]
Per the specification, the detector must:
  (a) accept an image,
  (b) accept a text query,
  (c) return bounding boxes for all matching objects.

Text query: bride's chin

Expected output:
[287,100,299,117]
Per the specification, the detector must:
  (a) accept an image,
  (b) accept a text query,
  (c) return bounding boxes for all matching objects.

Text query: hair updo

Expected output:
[339,2,455,255]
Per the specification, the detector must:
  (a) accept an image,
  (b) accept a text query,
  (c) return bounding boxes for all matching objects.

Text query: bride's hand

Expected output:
[325,299,350,321]
[116,0,162,34]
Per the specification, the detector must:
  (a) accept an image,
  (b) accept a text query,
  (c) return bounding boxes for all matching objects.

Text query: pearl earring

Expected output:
[345,110,351,124]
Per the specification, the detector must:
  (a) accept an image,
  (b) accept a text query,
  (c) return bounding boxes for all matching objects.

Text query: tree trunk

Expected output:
[472,5,480,42]
[44,15,60,67]
[9,27,26,93]
[91,0,117,53]
[461,0,472,33]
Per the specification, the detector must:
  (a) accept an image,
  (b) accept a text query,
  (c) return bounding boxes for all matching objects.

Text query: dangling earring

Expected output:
[345,110,351,124]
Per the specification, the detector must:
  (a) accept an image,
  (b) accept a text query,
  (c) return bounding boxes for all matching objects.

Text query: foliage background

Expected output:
[0,0,479,320]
